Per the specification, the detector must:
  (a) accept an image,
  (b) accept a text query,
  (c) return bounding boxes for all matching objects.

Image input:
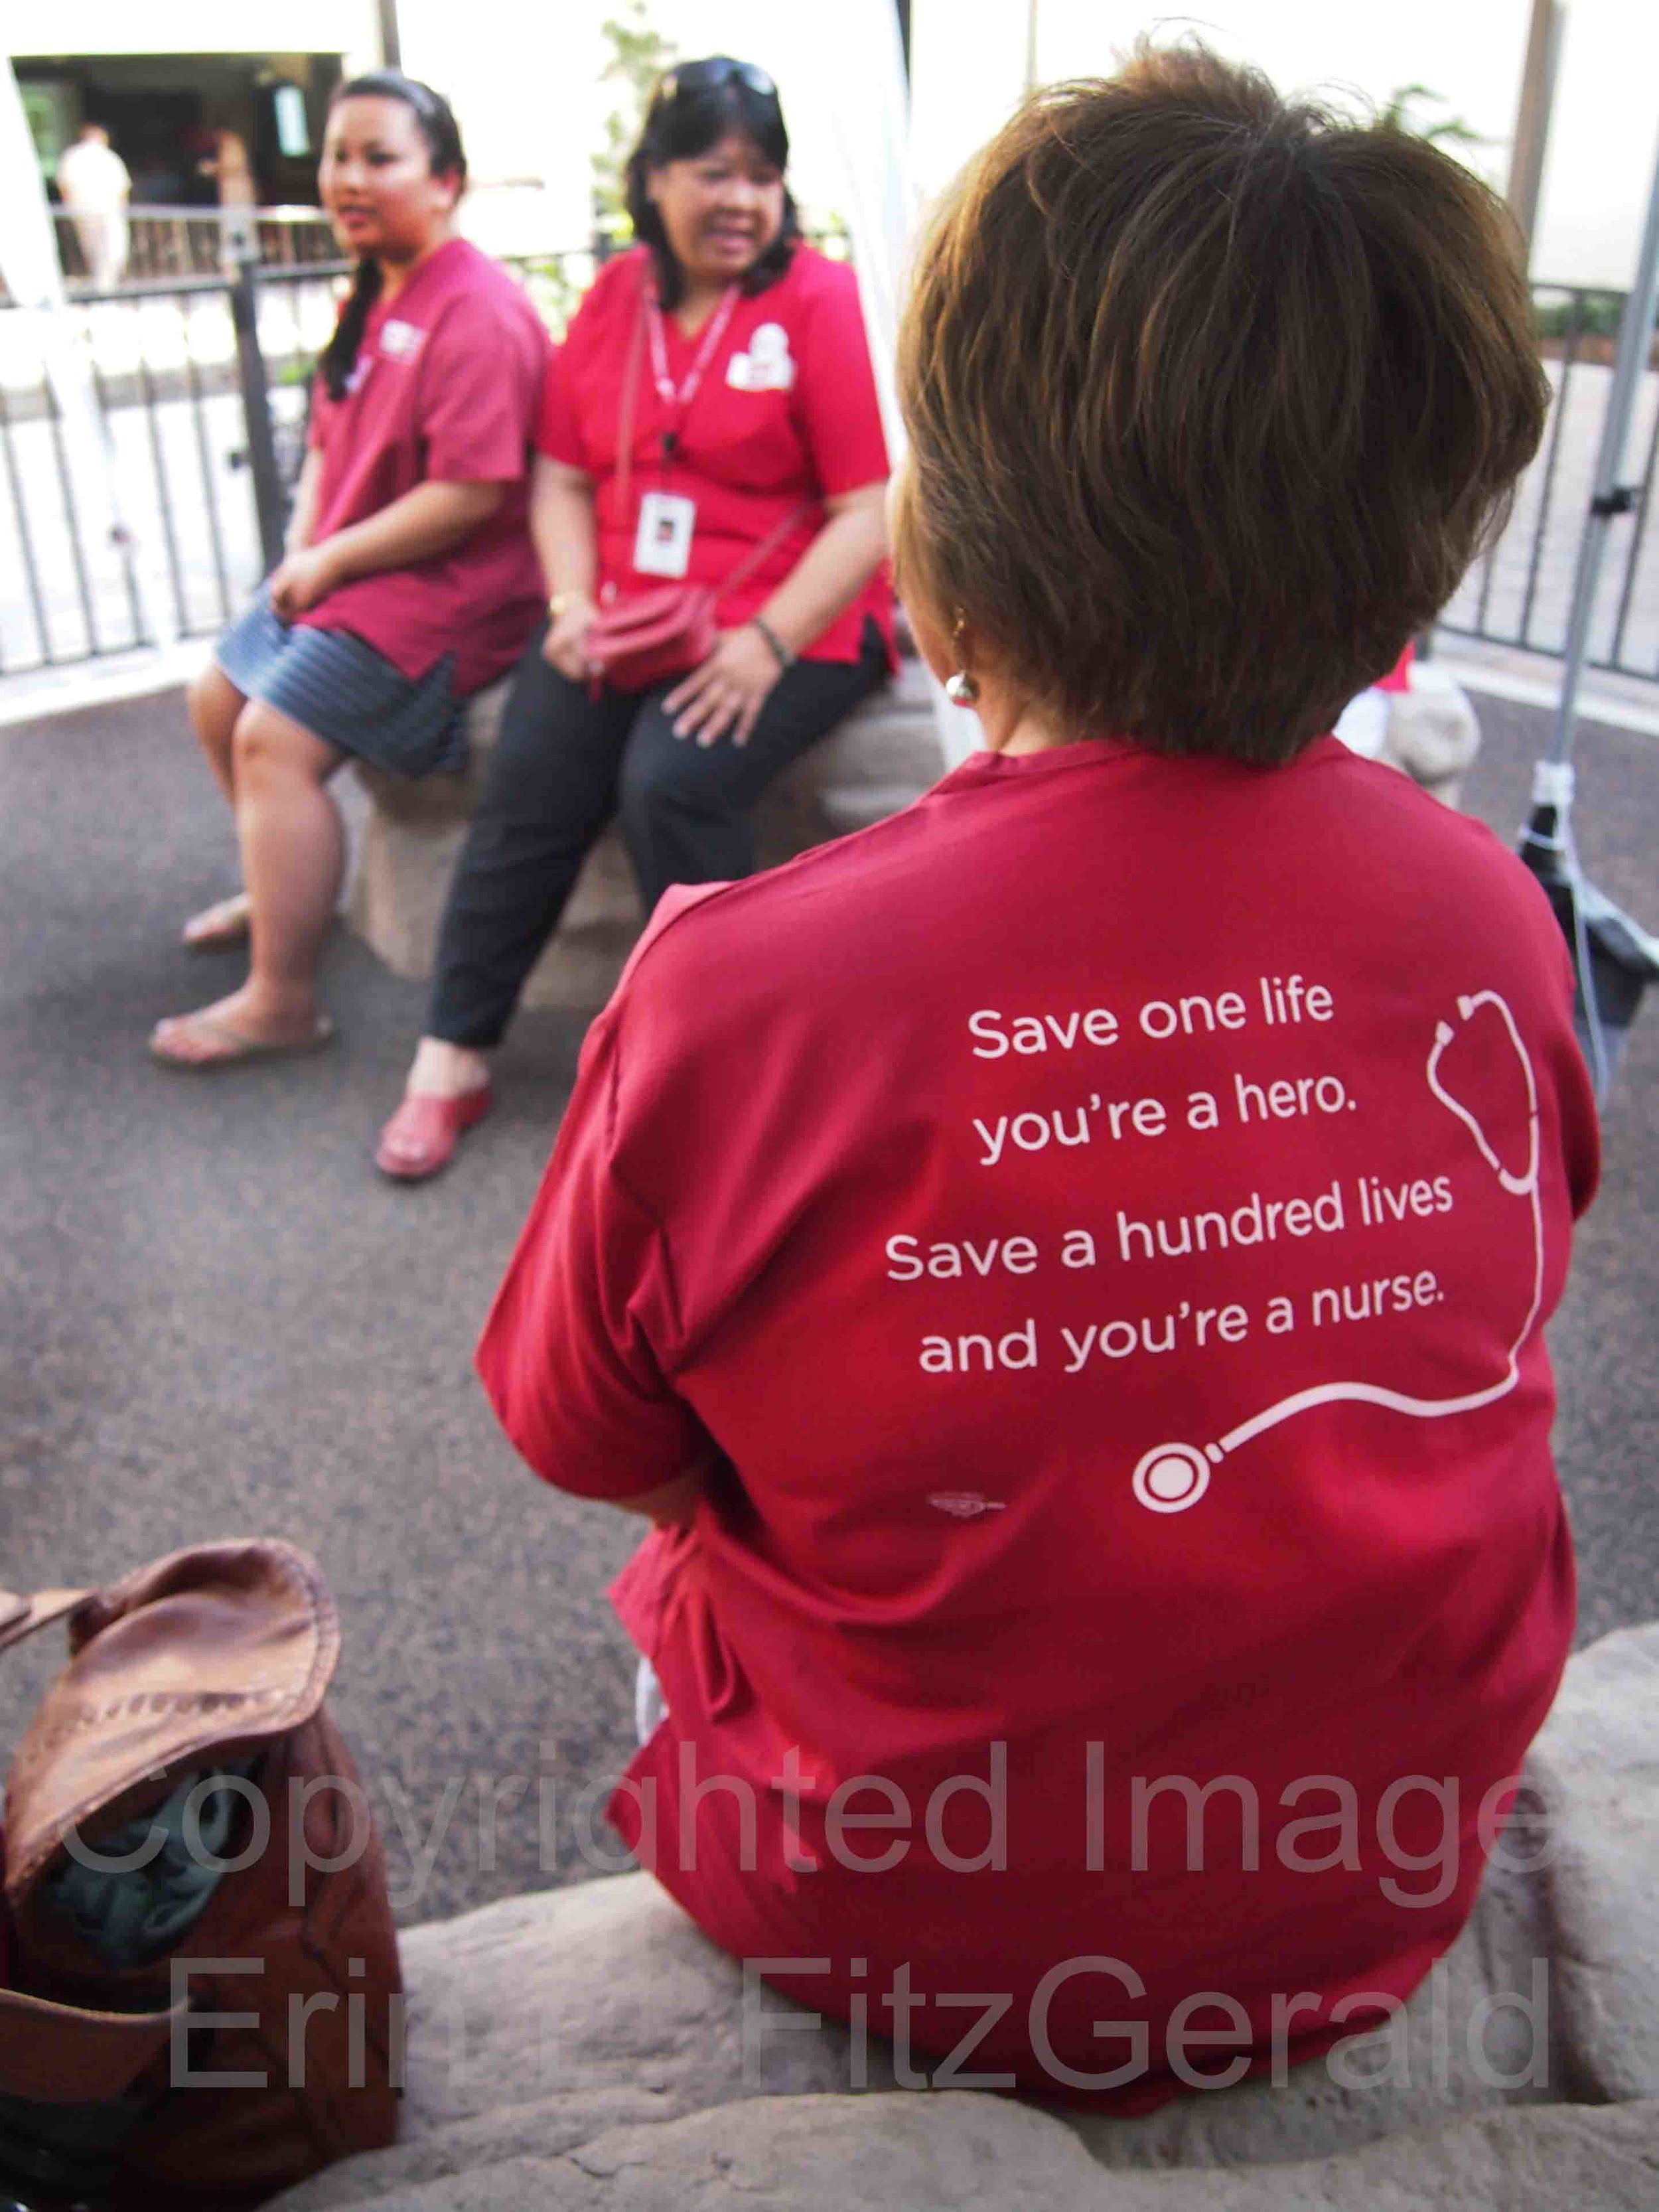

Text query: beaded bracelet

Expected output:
[749,615,796,672]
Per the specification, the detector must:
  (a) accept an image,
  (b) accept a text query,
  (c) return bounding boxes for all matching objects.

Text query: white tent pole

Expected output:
[1546,119,1659,770]
[803,0,964,770]
[1506,0,1563,263]
[1518,122,1659,1103]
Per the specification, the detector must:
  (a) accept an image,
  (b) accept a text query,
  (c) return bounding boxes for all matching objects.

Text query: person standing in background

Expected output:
[199,127,259,271]
[55,123,131,289]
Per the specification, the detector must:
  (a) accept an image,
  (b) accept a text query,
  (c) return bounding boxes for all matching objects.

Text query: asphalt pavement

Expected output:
[1,682,1654,1925]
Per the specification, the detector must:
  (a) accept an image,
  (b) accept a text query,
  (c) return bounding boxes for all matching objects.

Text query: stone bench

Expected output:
[346,656,1482,1011]
[273,1622,1659,2210]
[345,658,946,1013]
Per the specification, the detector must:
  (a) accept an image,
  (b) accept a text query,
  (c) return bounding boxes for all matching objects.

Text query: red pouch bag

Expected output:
[584,276,808,694]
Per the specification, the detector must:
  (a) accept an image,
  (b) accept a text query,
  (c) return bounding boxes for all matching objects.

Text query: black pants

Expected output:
[428,618,887,1047]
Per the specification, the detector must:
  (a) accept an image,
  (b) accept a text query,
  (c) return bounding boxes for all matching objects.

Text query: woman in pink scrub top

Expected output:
[151,74,547,1072]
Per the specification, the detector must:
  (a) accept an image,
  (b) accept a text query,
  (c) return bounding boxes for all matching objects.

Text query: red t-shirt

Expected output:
[536,244,895,665]
[478,735,1599,2108]
[301,236,550,695]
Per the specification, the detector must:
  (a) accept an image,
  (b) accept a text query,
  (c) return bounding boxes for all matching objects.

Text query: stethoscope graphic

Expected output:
[1130,991,1544,1514]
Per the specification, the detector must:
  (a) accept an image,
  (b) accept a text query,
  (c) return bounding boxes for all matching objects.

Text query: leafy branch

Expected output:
[592,3,678,244]
[1380,83,1490,153]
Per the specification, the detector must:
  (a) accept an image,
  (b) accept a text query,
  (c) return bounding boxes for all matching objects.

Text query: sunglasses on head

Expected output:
[658,58,777,104]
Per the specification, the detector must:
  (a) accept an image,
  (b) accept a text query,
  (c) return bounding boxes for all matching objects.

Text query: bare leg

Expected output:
[180,664,255,948]
[151,701,344,1064]
[403,1036,493,1100]
[187,662,245,804]
[234,703,346,1013]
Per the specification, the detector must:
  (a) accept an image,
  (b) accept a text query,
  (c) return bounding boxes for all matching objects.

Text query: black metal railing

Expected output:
[1436,282,1659,678]
[0,249,600,678]
[31,196,560,292]
[5,254,1644,688]
[0,266,342,671]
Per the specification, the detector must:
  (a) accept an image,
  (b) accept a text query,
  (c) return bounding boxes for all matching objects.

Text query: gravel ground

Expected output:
[0,682,1653,1923]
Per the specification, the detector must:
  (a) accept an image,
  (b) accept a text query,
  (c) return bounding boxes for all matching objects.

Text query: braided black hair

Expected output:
[318,73,467,402]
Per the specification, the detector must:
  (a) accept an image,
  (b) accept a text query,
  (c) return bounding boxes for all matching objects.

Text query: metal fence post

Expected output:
[229,253,288,575]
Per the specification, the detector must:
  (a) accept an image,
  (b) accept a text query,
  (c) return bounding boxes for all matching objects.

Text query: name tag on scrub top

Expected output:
[634,490,696,579]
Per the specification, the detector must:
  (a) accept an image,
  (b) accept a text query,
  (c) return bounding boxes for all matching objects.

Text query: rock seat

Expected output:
[345,659,944,1012]
[273,1623,1659,2211]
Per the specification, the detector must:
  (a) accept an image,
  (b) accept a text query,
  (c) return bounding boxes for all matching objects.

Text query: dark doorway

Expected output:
[17,54,343,208]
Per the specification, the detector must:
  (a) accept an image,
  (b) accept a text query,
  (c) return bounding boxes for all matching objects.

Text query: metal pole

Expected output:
[1506,0,1563,260]
[1025,0,1041,94]
[377,0,403,72]
[229,250,288,575]
[1546,121,1659,769]
[1518,123,1659,1099]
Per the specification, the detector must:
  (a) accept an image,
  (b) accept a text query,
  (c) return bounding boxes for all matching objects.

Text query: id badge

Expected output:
[634,490,696,578]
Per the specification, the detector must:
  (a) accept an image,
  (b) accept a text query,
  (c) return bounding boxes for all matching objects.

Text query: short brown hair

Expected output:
[894,43,1549,763]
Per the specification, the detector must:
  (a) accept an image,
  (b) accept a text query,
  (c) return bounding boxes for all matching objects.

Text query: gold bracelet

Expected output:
[549,591,592,619]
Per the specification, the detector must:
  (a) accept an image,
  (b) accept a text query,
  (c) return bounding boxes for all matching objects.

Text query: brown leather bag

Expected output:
[0,1541,401,2209]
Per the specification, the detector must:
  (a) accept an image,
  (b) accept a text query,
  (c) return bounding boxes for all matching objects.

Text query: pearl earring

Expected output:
[946,614,979,706]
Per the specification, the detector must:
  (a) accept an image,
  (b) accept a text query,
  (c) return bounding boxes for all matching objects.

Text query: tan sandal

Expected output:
[149,1009,335,1071]
[181,892,252,952]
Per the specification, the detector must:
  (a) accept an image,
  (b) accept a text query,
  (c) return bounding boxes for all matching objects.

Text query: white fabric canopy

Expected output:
[790,0,972,771]
[0,60,177,648]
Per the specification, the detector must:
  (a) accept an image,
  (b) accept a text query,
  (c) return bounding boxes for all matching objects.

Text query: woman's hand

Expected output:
[269,482,501,622]
[664,625,786,747]
[268,543,343,621]
[543,596,596,681]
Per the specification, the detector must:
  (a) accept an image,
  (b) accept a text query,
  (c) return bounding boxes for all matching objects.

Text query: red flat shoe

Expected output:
[374,1085,493,1183]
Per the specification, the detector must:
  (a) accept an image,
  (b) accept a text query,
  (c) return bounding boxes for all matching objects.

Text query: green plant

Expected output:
[1379,84,1489,154]
[518,252,589,341]
[591,2,677,247]
[1531,293,1625,342]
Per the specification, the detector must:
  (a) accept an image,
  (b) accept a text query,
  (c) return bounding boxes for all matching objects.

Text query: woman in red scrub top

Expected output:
[376,58,893,1179]
[151,73,547,1070]
[476,48,1599,2108]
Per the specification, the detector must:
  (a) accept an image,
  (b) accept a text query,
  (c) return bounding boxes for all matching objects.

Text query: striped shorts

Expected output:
[214,588,468,777]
